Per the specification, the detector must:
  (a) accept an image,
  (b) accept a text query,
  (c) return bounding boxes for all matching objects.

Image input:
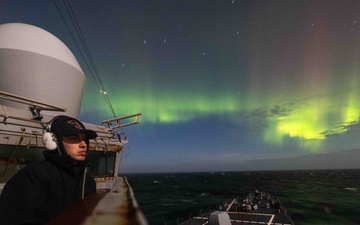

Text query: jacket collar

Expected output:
[43,151,88,175]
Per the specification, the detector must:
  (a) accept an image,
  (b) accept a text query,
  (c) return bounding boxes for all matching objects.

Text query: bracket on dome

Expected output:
[0,91,66,120]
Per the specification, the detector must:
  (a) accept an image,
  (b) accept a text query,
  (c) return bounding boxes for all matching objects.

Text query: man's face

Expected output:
[62,133,87,161]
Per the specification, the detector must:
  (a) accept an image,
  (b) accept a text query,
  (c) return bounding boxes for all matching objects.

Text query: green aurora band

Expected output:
[82,81,360,153]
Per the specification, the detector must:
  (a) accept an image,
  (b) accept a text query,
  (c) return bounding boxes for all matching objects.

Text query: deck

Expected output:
[47,177,148,225]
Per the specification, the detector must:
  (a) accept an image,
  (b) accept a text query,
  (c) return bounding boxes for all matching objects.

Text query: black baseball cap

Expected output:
[51,116,97,139]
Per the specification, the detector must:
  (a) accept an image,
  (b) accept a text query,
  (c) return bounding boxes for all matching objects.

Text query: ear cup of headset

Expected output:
[43,116,61,151]
[43,132,58,150]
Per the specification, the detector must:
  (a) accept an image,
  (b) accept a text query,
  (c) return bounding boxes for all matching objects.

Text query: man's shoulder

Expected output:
[3,161,58,189]
[20,160,57,175]
[27,159,55,168]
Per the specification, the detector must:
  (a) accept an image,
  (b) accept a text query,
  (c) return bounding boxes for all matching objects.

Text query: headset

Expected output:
[42,116,61,152]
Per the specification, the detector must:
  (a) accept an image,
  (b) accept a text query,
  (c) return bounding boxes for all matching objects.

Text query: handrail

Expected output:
[0,114,46,128]
[101,113,142,130]
[0,91,66,112]
[0,114,121,145]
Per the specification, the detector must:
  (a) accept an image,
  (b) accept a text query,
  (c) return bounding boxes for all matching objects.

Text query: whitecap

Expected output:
[344,187,357,191]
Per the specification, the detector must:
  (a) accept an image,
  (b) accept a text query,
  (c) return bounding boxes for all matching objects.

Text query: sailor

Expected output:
[0,115,97,225]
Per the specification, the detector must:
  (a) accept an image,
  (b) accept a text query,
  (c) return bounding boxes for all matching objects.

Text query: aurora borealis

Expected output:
[1,0,360,172]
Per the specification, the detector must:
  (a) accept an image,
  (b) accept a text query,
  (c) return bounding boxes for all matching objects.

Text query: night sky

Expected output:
[1,0,360,173]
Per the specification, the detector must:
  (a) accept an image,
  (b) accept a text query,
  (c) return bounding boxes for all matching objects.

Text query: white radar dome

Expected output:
[0,23,86,118]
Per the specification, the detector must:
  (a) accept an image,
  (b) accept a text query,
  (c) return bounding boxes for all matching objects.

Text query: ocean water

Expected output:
[126,169,360,225]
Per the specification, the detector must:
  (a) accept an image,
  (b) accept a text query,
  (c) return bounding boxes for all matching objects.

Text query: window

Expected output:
[87,151,116,178]
[0,145,44,183]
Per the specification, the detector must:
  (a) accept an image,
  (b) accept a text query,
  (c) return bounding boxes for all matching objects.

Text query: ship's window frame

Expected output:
[87,150,116,178]
[0,145,44,184]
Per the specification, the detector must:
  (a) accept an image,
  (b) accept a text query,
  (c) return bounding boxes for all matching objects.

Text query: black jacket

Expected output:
[0,151,96,225]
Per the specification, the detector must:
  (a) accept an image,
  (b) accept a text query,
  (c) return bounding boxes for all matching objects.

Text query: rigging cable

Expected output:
[52,0,117,118]
[63,0,116,118]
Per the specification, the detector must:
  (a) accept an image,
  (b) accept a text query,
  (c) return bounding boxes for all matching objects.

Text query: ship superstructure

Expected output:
[0,23,147,224]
